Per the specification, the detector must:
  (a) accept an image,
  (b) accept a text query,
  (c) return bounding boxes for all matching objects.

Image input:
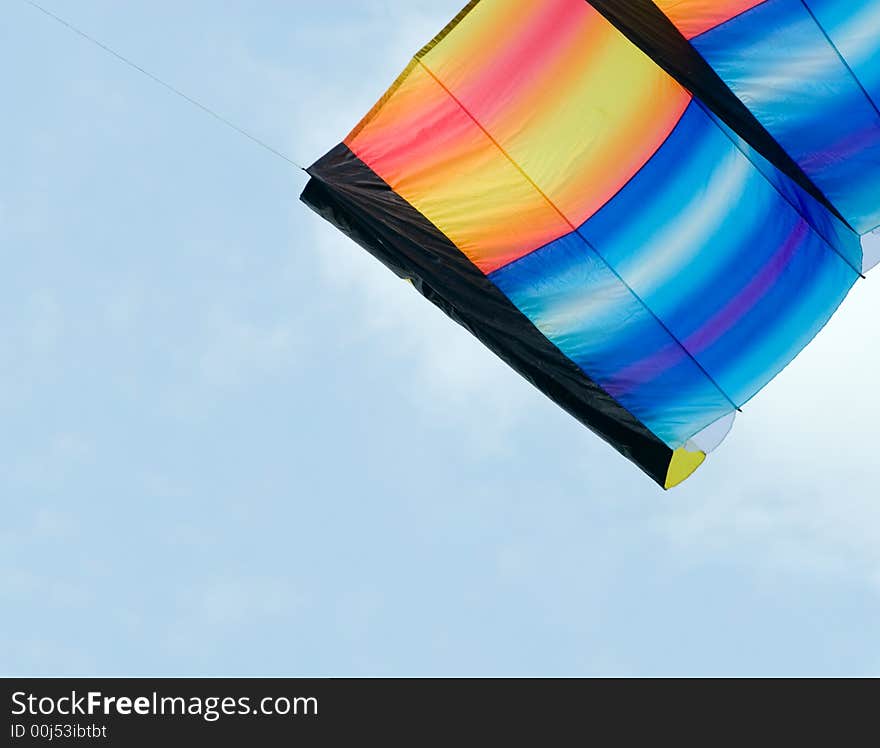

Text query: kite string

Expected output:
[21,0,305,171]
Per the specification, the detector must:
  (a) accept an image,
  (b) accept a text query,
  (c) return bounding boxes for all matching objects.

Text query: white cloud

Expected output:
[658,279,880,587]
[309,216,534,454]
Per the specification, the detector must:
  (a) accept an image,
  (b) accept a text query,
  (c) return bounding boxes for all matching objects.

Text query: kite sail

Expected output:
[301,0,876,488]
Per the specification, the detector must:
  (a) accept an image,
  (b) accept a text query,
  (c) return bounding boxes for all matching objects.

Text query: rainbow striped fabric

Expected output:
[302,0,876,488]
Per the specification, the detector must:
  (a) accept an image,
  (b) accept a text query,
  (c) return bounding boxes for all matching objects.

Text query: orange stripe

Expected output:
[345,0,692,273]
[653,0,767,39]
[421,0,692,235]
[346,62,570,274]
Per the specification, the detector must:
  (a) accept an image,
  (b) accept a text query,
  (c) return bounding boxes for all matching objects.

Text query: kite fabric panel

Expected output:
[301,0,873,488]
[653,0,880,238]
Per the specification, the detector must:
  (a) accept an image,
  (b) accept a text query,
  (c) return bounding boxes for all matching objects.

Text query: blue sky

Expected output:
[2,0,879,676]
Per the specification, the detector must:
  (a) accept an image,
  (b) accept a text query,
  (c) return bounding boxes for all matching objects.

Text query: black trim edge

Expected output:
[588,0,851,229]
[301,144,673,486]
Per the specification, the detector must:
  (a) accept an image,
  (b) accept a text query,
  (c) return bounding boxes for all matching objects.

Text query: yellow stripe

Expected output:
[415,0,483,59]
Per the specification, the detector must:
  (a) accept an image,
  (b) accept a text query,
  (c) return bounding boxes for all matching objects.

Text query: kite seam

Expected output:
[415,57,742,416]
[797,0,880,126]
[796,1,880,242]
[693,100,866,280]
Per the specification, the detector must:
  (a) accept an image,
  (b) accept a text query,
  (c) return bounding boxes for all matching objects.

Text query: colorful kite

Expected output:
[301,0,878,488]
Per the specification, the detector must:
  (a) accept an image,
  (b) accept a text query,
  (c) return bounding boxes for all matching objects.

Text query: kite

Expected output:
[301,0,878,488]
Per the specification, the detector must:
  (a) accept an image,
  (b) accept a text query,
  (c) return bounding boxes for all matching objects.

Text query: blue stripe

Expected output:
[694,0,880,233]
[489,102,858,447]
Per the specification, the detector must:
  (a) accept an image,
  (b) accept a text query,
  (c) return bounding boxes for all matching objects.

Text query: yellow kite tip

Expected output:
[664,446,706,489]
